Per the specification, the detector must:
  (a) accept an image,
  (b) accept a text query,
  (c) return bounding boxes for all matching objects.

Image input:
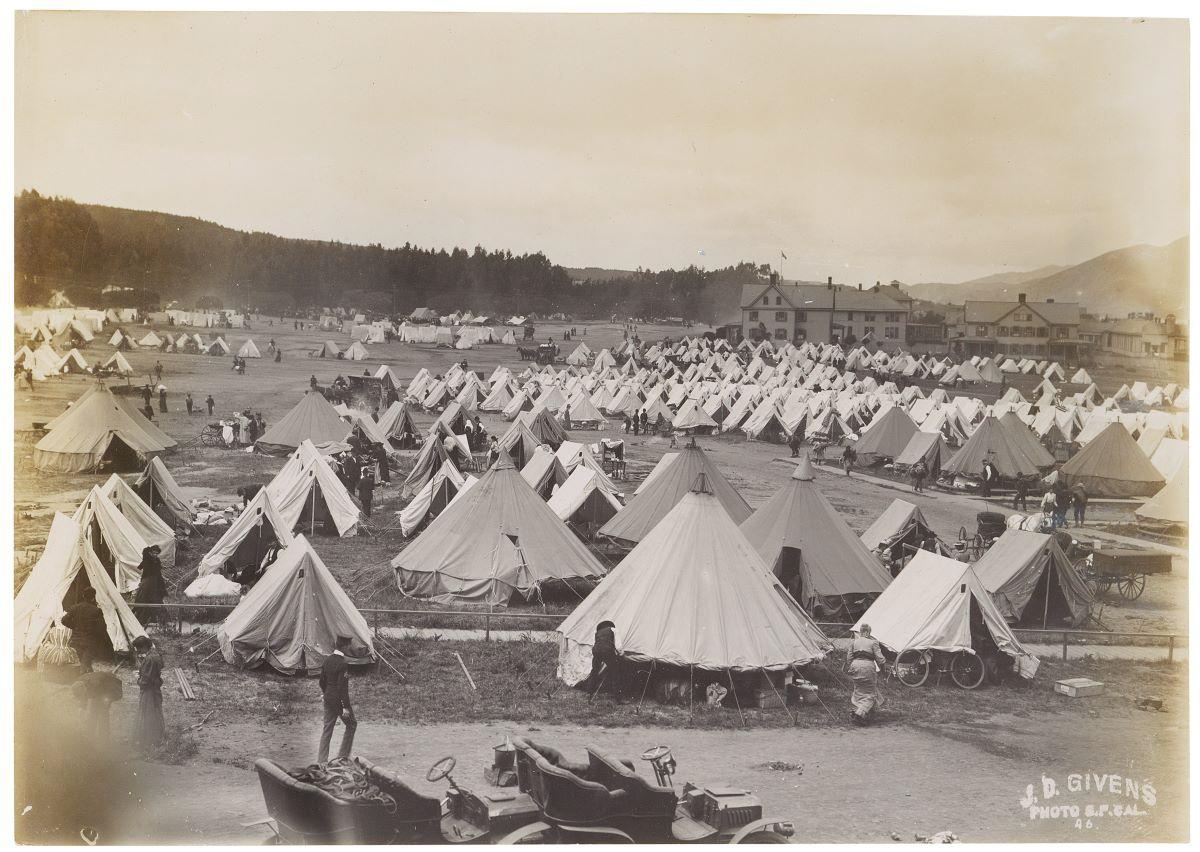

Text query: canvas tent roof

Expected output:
[557,476,831,682]
[972,530,1093,626]
[217,536,374,674]
[941,416,1047,479]
[134,456,194,526]
[740,457,892,608]
[599,442,750,545]
[14,513,146,663]
[1135,460,1187,527]
[893,431,952,473]
[392,455,607,605]
[854,406,918,461]
[256,391,351,455]
[99,474,177,568]
[197,489,295,578]
[546,466,623,528]
[35,387,174,473]
[398,459,478,537]
[238,339,262,358]
[1060,422,1165,498]
[853,550,1037,677]
[72,486,150,595]
[859,498,946,559]
[265,440,361,537]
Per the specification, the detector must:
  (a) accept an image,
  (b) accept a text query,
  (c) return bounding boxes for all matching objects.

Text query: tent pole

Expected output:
[727,669,746,727]
[1041,555,1053,629]
[688,665,694,718]
[311,482,316,536]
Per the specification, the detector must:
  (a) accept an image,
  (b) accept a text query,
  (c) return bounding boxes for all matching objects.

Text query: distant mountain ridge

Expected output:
[903,238,1187,317]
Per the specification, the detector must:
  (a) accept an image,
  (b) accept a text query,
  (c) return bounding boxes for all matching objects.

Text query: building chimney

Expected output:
[827,276,833,290]
[858,282,862,291]
[1017,293,1026,303]
[1045,298,1054,303]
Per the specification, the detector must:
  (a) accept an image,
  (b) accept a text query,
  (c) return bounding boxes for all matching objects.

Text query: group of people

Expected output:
[63,586,167,754]
[1036,480,1088,528]
[622,409,650,435]
[223,410,268,447]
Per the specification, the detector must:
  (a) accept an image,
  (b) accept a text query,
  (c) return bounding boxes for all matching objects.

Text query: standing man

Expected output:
[846,624,886,726]
[788,431,802,458]
[62,588,110,673]
[206,394,215,416]
[639,409,648,433]
[584,621,620,699]
[133,546,166,627]
[980,458,997,498]
[133,636,166,755]
[142,383,153,409]
[158,386,168,413]
[374,443,391,484]
[1012,477,1029,512]
[1071,483,1088,528]
[842,444,856,477]
[185,392,194,414]
[154,361,164,384]
[356,469,375,518]
[911,459,927,493]
[317,636,357,763]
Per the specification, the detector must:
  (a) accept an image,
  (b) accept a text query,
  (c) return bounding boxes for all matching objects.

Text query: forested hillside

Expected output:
[14,191,755,321]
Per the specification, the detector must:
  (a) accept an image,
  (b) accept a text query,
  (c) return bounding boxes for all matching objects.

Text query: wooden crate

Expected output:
[1054,677,1105,698]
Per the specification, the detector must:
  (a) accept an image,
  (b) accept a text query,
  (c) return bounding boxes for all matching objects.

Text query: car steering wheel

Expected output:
[641,745,670,762]
[426,756,457,782]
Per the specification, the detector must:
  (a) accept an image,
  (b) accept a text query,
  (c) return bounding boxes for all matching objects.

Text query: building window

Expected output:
[774,328,787,340]
[1036,327,1048,338]
[762,297,769,305]
[775,296,782,306]
[999,326,1009,336]
[797,311,806,322]
[846,312,854,321]
[1057,327,1068,338]
[775,311,788,322]
[865,313,876,322]
[749,311,759,321]
[864,326,875,336]
[884,326,898,339]
[976,325,988,337]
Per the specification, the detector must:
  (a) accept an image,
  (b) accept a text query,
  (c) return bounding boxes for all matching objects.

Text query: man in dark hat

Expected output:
[356,469,375,517]
[317,636,357,763]
[62,588,110,673]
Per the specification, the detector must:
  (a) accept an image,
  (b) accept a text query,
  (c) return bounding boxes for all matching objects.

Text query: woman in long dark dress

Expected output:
[133,636,166,753]
[133,546,166,626]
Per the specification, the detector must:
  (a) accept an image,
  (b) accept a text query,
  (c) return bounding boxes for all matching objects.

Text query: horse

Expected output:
[517,346,538,361]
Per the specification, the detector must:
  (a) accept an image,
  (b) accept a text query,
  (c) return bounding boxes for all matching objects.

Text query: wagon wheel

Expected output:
[894,649,930,688]
[1117,574,1146,601]
[1091,577,1113,596]
[957,526,968,543]
[950,651,986,690]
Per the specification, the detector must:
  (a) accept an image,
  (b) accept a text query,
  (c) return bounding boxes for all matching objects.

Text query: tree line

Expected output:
[15,190,755,322]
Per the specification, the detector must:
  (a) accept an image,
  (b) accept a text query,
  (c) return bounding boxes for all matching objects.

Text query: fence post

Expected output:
[485,612,491,642]
[1168,635,1174,663]
[1062,631,1068,661]
[176,604,182,637]
[373,609,380,640]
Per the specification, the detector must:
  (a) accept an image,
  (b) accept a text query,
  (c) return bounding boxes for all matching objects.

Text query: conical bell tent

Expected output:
[740,456,892,614]
[256,391,352,456]
[392,454,607,605]
[1060,422,1165,498]
[598,439,750,546]
[557,472,831,685]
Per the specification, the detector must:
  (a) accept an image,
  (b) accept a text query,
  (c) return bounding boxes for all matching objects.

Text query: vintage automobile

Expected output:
[253,738,793,844]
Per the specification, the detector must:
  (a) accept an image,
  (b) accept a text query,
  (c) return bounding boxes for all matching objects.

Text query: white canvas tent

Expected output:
[264,439,361,537]
[238,339,262,358]
[99,474,177,567]
[14,513,147,663]
[853,550,1038,678]
[196,489,295,580]
[73,486,150,595]
[556,475,831,684]
[217,536,374,674]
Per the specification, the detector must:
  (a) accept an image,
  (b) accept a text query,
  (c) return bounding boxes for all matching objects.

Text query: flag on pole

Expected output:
[781,251,788,260]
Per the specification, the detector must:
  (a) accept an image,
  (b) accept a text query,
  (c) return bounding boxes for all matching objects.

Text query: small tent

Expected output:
[859,498,949,565]
[344,340,369,361]
[256,391,351,455]
[238,339,262,358]
[138,331,163,348]
[392,455,607,605]
[134,457,194,527]
[599,441,750,545]
[972,530,1093,627]
[196,489,295,583]
[854,406,918,463]
[264,440,360,537]
[376,401,421,449]
[14,514,146,663]
[739,456,892,613]
[398,459,478,537]
[35,387,174,473]
[1135,460,1188,529]
[1059,422,1165,498]
[72,486,150,595]
[556,474,830,685]
[101,351,135,376]
[854,550,1038,679]
[547,466,623,532]
[99,474,177,567]
[217,536,374,674]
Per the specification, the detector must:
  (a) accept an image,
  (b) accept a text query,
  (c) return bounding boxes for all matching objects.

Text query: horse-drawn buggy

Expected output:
[1073,541,1172,601]
[254,737,793,844]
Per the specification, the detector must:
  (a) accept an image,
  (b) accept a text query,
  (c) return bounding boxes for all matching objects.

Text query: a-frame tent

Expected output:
[256,391,351,456]
[1135,460,1187,529]
[941,415,1046,480]
[739,456,892,613]
[853,406,919,463]
[134,456,194,527]
[972,529,1093,627]
[73,486,150,595]
[15,513,147,663]
[376,400,421,449]
[196,489,295,583]
[1059,422,1165,498]
[547,466,623,534]
[392,455,607,605]
[264,439,360,537]
[599,441,750,546]
[853,550,1038,678]
[557,474,831,685]
[859,498,950,565]
[398,459,478,537]
[99,474,178,567]
[238,338,262,358]
[217,536,374,674]
[401,432,456,499]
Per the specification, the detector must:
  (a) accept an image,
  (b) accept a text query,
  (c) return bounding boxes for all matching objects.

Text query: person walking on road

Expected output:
[317,636,357,763]
[911,459,927,493]
[206,394,215,416]
[847,624,886,726]
[1071,483,1089,527]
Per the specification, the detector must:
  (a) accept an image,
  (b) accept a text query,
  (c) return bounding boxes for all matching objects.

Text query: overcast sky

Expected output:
[15,13,1189,284]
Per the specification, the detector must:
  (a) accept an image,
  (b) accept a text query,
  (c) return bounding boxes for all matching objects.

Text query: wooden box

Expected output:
[1054,677,1105,698]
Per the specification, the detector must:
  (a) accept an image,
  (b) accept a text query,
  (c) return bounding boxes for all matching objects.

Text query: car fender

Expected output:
[729,817,795,844]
